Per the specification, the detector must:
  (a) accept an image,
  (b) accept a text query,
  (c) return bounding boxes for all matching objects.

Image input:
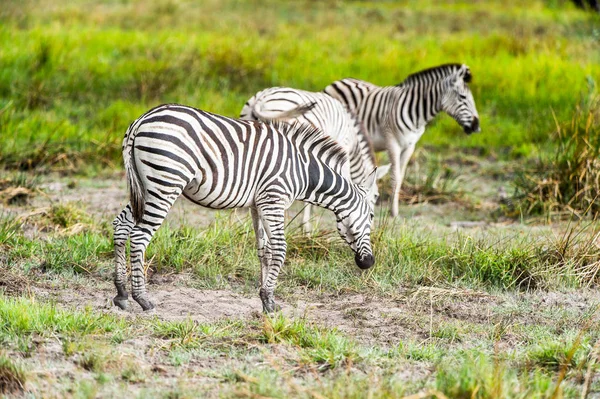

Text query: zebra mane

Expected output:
[271,121,349,173]
[397,63,469,86]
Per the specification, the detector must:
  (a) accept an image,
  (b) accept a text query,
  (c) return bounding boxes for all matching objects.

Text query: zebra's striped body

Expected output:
[324,63,480,216]
[112,104,377,313]
[240,87,389,232]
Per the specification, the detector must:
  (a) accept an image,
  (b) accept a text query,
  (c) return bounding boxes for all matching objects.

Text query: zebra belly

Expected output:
[397,127,425,149]
[371,134,388,152]
[182,175,256,209]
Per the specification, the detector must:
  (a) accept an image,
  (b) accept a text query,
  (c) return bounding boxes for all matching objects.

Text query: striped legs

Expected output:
[250,207,271,290]
[389,142,416,217]
[388,141,402,217]
[129,190,181,311]
[254,204,286,313]
[112,204,135,310]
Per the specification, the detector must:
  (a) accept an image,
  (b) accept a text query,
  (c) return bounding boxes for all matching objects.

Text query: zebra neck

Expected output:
[349,139,375,183]
[300,158,355,213]
[398,79,447,129]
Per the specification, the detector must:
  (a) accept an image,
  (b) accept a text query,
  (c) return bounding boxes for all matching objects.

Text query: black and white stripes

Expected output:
[112,104,377,313]
[325,63,480,216]
[240,87,389,232]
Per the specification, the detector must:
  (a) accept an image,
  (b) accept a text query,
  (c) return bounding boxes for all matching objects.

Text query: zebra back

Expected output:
[240,87,381,187]
[323,78,380,114]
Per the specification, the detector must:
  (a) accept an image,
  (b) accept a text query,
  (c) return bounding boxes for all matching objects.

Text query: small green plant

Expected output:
[526,338,588,372]
[153,319,199,348]
[432,324,462,342]
[78,351,108,373]
[391,340,443,362]
[403,152,466,205]
[48,202,93,229]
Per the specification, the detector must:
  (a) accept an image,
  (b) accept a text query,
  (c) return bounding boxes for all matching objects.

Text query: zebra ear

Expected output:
[376,164,390,180]
[362,168,378,192]
[461,65,472,83]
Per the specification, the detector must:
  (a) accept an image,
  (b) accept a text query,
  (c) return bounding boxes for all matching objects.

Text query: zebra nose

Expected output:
[355,253,375,270]
[471,117,480,133]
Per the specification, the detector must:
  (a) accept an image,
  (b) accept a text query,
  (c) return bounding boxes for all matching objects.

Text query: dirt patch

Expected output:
[22,272,600,349]
[30,274,262,323]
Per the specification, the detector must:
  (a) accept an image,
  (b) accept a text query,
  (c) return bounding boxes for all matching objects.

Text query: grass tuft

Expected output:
[262,314,357,370]
[0,353,26,395]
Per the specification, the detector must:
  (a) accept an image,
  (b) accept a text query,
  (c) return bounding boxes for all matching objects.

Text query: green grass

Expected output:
[3,208,600,294]
[1,0,599,170]
[262,314,358,370]
[2,1,600,396]
[0,295,128,343]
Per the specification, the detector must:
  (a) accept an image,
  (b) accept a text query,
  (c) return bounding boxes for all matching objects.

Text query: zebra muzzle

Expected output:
[464,117,480,134]
[355,253,375,270]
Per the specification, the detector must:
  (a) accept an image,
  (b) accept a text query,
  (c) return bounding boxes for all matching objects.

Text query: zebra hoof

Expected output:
[113,296,129,310]
[133,295,155,311]
[262,302,282,314]
[259,288,280,313]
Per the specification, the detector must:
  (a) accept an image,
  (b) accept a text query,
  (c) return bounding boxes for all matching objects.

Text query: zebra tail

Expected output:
[253,100,317,122]
[124,126,146,225]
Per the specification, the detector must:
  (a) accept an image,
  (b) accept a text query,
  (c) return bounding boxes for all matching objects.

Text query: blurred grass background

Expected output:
[0,0,599,172]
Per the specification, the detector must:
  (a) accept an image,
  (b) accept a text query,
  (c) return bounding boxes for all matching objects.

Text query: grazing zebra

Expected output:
[240,87,390,232]
[324,63,480,217]
[112,104,377,313]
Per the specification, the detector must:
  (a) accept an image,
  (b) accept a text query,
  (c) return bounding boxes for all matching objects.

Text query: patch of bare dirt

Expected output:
[21,272,600,350]
[30,274,262,323]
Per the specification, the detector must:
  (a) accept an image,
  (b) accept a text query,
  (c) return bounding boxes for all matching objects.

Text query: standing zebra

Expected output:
[240,87,389,232]
[112,104,377,313]
[324,63,480,217]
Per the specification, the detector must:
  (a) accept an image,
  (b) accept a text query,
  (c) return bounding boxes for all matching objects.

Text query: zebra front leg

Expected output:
[257,207,286,313]
[250,207,270,287]
[302,204,313,235]
[112,204,135,310]
[389,142,416,217]
[388,141,402,217]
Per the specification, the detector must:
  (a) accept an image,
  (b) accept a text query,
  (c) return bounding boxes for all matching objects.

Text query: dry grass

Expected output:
[0,174,38,205]
[512,93,600,219]
[0,354,26,395]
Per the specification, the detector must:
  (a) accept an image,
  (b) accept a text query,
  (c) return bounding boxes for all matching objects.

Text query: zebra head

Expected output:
[335,168,378,270]
[441,65,480,135]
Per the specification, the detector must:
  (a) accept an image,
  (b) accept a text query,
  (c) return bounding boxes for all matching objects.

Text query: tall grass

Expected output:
[0,1,599,170]
[512,91,600,219]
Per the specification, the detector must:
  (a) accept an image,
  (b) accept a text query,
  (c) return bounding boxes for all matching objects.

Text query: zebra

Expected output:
[324,63,480,217]
[240,87,390,232]
[112,104,377,313]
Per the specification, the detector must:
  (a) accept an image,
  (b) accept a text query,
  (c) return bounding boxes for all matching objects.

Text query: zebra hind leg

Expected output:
[130,190,182,311]
[112,204,135,310]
